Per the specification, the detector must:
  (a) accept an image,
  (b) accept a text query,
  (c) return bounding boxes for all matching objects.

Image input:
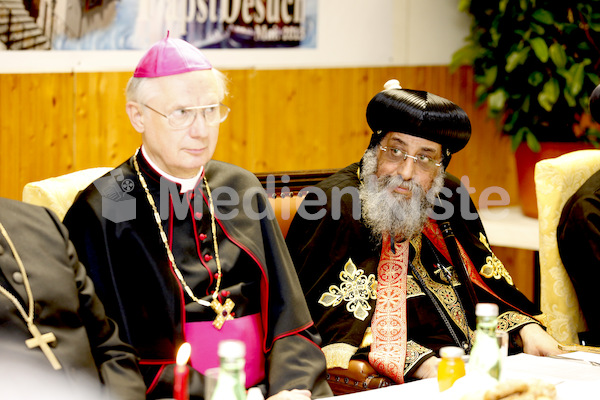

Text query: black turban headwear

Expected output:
[366,80,472,167]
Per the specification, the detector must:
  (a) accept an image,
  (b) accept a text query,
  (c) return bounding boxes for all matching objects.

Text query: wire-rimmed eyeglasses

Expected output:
[379,145,443,172]
[142,103,230,128]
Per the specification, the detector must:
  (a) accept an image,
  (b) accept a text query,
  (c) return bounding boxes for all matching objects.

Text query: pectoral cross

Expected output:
[25,322,62,370]
[434,263,453,283]
[211,298,235,330]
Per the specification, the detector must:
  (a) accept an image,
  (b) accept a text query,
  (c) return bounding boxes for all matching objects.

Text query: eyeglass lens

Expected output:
[380,147,439,171]
[168,105,229,128]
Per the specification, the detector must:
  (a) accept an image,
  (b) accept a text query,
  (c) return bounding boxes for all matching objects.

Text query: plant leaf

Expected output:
[450,45,480,71]
[511,128,525,152]
[590,20,600,33]
[549,43,567,69]
[531,23,546,35]
[568,61,590,96]
[522,95,531,113]
[458,0,470,12]
[532,9,554,25]
[564,90,576,107]
[530,37,549,62]
[586,127,600,139]
[519,0,528,12]
[528,70,544,86]
[481,65,498,88]
[537,79,560,112]
[525,129,541,152]
[506,48,530,73]
[451,2,598,149]
[488,89,507,112]
[504,110,519,133]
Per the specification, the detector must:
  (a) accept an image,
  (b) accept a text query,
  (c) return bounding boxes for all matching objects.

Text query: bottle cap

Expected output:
[439,346,465,359]
[475,303,499,317]
[218,339,246,359]
[246,387,265,400]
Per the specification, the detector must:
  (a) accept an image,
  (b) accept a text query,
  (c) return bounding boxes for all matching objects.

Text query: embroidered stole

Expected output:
[422,219,534,319]
[422,220,486,288]
[368,235,409,384]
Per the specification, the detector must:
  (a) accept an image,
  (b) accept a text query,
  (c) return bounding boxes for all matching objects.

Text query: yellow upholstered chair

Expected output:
[534,149,600,344]
[22,167,112,220]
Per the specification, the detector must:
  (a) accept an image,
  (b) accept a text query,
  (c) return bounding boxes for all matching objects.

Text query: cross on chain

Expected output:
[25,322,62,370]
[211,298,235,329]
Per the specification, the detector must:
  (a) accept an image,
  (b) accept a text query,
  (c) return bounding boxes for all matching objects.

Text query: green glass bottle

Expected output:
[210,340,247,400]
[468,303,500,380]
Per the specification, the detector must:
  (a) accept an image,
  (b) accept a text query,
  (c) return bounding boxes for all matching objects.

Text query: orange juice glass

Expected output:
[437,346,466,391]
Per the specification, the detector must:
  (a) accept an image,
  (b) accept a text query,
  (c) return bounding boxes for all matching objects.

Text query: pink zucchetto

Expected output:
[133,32,212,78]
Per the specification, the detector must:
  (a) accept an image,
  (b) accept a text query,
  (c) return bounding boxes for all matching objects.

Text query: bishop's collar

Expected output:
[140,146,204,193]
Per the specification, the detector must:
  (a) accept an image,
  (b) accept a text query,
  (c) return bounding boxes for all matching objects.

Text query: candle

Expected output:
[174,342,191,400]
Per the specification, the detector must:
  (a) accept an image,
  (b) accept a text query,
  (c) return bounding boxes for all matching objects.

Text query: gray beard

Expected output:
[359,148,445,242]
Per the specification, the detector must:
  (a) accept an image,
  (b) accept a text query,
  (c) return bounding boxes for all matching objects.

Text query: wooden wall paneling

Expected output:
[0,73,75,200]
[0,65,521,207]
[285,67,367,172]
[330,67,376,169]
[296,68,331,171]
[217,69,251,171]
[445,67,520,210]
[0,65,537,303]
[0,74,21,200]
[74,72,140,170]
[261,68,305,172]
[216,68,373,173]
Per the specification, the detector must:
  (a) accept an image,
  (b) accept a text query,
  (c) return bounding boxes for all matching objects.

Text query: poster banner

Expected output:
[0,0,317,51]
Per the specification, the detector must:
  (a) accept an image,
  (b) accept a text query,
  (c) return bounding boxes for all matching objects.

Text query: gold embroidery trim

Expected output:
[407,275,425,298]
[409,235,472,339]
[322,343,358,369]
[497,311,540,332]
[478,232,514,286]
[318,258,377,321]
[404,341,433,375]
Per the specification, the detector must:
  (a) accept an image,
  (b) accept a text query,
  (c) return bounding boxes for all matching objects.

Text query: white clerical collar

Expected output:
[140,146,203,193]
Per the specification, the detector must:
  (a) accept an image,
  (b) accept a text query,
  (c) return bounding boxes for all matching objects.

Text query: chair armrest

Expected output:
[326,360,395,395]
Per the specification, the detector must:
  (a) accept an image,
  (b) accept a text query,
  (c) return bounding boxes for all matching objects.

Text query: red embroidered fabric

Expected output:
[368,235,409,384]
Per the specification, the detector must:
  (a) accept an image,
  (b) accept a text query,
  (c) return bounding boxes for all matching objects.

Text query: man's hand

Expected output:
[267,389,312,400]
[518,323,565,356]
[412,356,440,379]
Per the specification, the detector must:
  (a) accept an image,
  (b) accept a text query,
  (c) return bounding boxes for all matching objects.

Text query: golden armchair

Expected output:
[22,167,112,220]
[534,149,600,345]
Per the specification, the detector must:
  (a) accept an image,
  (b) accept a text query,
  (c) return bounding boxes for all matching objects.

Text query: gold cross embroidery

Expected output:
[211,298,235,329]
[25,322,62,370]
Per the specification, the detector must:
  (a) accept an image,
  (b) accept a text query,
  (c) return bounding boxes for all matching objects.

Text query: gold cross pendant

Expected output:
[211,298,235,330]
[25,322,62,370]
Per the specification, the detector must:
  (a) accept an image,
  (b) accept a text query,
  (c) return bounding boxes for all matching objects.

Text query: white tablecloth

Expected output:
[324,353,600,400]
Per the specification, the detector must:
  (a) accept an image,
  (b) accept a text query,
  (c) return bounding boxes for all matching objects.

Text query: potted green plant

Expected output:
[450,1,600,217]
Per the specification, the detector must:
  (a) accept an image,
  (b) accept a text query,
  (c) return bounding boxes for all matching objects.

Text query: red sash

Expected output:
[185,313,265,388]
[422,219,535,318]
[422,219,486,287]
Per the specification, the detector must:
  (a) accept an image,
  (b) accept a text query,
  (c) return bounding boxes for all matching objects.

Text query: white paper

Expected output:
[554,351,600,365]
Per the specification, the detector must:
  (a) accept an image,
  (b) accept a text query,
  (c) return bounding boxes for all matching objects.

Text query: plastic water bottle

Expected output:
[210,340,247,400]
[468,303,500,380]
[438,346,466,391]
